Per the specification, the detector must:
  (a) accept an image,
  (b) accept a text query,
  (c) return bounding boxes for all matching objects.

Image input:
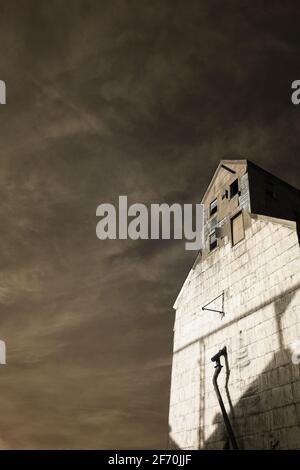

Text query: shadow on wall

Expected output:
[168,224,300,450]
[168,426,181,450]
[203,288,300,450]
[168,284,300,450]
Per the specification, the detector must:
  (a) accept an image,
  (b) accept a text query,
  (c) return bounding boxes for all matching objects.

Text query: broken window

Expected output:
[230,179,239,199]
[209,231,217,251]
[231,211,244,246]
[210,198,218,216]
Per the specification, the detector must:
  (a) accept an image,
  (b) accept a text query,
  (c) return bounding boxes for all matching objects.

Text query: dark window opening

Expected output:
[230,179,239,199]
[210,198,218,216]
[209,231,217,251]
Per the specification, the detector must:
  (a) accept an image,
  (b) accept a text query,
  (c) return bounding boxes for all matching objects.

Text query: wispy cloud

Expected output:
[0,0,299,449]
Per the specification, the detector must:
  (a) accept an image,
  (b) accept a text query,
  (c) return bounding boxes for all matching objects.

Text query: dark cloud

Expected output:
[0,0,299,449]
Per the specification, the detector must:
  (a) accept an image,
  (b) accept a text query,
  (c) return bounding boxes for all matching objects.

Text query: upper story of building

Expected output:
[201,159,300,259]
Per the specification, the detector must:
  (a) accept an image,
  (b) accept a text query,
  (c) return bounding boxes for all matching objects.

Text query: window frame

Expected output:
[209,231,218,252]
[209,197,218,217]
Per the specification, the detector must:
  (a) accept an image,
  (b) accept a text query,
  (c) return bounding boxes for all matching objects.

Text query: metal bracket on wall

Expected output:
[202,292,225,319]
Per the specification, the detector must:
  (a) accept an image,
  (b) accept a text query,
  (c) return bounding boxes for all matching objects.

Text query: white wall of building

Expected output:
[169,215,300,449]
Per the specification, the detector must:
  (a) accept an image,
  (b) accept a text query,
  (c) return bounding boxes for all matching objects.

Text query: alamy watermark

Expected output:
[0,340,6,365]
[291,80,300,105]
[96,196,204,250]
[0,80,6,104]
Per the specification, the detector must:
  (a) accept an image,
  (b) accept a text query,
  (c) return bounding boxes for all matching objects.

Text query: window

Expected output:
[230,179,239,199]
[209,231,217,251]
[210,198,218,216]
[231,212,244,246]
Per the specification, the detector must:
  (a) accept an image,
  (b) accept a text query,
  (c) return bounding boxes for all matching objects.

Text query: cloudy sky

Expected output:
[0,0,299,449]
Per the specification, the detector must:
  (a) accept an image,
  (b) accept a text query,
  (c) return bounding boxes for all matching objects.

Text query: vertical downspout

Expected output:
[211,347,239,450]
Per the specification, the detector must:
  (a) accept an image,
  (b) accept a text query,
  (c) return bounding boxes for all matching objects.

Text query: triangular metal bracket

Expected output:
[202,292,225,319]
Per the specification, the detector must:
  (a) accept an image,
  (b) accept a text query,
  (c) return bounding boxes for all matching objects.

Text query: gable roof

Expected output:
[173,158,300,310]
[201,159,247,203]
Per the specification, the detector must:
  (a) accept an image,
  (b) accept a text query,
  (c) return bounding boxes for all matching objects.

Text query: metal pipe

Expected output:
[224,350,235,419]
[211,347,239,450]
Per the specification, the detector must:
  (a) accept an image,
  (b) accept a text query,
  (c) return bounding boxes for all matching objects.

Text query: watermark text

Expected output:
[96,196,204,250]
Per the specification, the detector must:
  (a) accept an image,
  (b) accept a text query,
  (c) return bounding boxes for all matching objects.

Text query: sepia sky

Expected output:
[0,0,299,449]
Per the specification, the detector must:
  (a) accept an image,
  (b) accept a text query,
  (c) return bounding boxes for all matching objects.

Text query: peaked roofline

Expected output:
[200,159,248,203]
[173,158,300,311]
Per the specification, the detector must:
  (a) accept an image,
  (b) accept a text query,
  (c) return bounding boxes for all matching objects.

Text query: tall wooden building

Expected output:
[169,160,300,449]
